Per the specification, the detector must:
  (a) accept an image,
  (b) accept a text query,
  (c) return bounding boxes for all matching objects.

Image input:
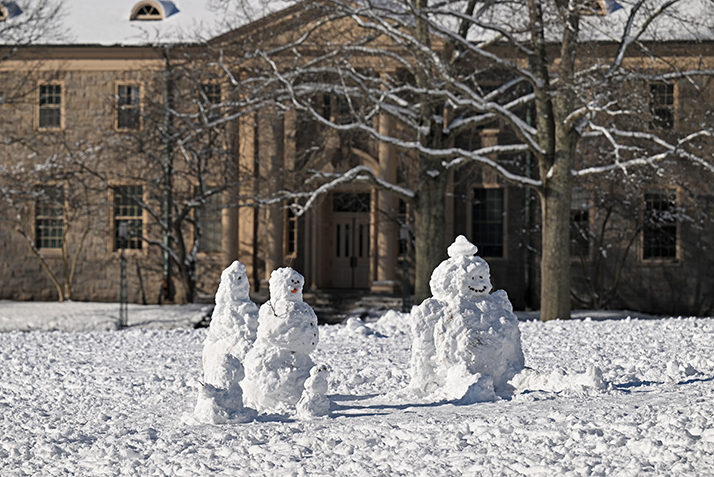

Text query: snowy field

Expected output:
[1,300,713,476]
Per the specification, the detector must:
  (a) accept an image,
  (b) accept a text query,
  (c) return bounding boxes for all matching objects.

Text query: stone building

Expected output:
[1,0,713,316]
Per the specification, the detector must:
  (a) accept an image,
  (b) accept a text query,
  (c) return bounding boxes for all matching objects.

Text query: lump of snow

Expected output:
[408,235,524,402]
[242,267,321,414]
[510,366,607,395]
[193,261,258,424]
[373,309,411,336]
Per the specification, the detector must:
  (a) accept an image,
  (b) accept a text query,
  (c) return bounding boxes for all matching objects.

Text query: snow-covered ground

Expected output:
[1,300,713,475]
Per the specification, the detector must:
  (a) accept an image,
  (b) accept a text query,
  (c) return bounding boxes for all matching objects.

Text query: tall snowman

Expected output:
[242,267,322,414]
[409,235,524,402]
[193,261,259,424]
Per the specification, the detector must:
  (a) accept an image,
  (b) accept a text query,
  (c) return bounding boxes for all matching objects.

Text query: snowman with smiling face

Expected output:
[409,236,524,402]
[242,267,321,414]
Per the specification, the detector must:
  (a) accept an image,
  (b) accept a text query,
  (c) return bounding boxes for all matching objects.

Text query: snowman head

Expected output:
[429,235,492,301]
[215,260,250,303]
[269,267,305,302]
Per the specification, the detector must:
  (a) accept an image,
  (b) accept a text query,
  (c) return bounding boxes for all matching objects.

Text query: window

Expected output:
[472,188,504,257]
[36,185,64,250]
[130,1,178,20]
[38,84,62,129]
[642,190,677,260]
[570,188,590,257]
[202,83,221,104]
[117,85,141,130]
[1,1,22,21]
[130,2,162,20]
[114,185,143,250]
[197,193,222,253]
[333,192,371,213]
[285,206,298,257]
[650,83,674,129]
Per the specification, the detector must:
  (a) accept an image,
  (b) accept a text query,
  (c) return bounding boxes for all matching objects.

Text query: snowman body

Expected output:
[195,261,258,423]
[242,267,319,413]
[409,236,524,401]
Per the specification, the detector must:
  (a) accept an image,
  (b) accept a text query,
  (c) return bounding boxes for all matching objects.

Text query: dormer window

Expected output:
[131,2,162,20]
[1,1,24,21]
[130,1,179,21]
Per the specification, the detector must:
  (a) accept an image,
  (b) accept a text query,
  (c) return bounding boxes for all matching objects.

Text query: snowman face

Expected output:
[269,267,305,302]
[462,261,492,297]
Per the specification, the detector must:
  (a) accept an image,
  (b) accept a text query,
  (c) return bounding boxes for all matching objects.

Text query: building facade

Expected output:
[1,0,713,315]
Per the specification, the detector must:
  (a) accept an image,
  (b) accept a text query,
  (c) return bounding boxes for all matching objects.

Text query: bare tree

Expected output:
[210,0,714,320]
[0,146,101,301]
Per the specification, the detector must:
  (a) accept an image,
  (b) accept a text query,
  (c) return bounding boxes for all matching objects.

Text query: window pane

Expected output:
[117,86,140,129]
[197,193,222,253]
[36,185,64,249]
[114,186,143,250]
[118,108,140,130]
[650,83,674,129]
[39,84,61,128]
[570,188,590,257]
[472,188,504,257]
[643,190,677,260]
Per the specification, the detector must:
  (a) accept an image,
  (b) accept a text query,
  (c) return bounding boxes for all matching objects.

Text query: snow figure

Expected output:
[194,261,259,424]
[296,364,331,419]
[242,267,319,414]
[409,235,524,402]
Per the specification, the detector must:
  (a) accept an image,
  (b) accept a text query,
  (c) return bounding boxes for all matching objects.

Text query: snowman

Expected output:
[296,364,331,419]
[194,260,259,423]
[409,235,524,402]
[242,267,320,414]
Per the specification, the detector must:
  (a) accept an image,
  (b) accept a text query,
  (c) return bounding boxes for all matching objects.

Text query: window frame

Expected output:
[109,184,146,254]
[649,82,676,130]
[469,185,507,259]
[284,199,299,260]
[640,188,679,263]
[130,1,164,21]
[115,83,143,131]
[195,190,224,255]
[34,184,66,252]
[570,187,592,261]
[36,81,65,131]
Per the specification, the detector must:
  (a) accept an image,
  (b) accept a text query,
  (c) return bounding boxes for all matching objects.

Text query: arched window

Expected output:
[130,1,163,21]
[0,5,9,21]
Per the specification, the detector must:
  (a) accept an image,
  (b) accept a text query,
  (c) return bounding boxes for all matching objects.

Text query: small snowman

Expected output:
[409,235,524,402]
[193,261,259,424]
[242,267,319,414]
[296,364,331,419]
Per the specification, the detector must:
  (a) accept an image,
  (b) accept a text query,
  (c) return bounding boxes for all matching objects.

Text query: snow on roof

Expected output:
[54,0,226,46]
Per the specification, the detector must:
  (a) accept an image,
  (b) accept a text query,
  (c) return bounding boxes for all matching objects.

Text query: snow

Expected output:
[1,299,714,474]
[3,0,294,47]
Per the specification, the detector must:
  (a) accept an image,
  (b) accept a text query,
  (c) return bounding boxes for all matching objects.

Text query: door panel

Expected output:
[331,212,370,288]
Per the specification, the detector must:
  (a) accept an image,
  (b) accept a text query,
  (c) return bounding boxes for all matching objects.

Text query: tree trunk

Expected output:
[413,156,448,304]
[539,174,573,321]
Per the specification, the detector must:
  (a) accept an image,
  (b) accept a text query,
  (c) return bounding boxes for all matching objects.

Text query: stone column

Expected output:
[238,112,256,284]
[259,108,284,284]
[372,110,398,293]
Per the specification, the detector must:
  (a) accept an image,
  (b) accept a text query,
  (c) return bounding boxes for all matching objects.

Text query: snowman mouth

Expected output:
[291,288,298,293]
[469,286,487,293]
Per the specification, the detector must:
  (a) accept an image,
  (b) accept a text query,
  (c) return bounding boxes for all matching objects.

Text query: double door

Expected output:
[331,212,370,288]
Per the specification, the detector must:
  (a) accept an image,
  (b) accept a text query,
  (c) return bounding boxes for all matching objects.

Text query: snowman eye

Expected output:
[479,276,483,279]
